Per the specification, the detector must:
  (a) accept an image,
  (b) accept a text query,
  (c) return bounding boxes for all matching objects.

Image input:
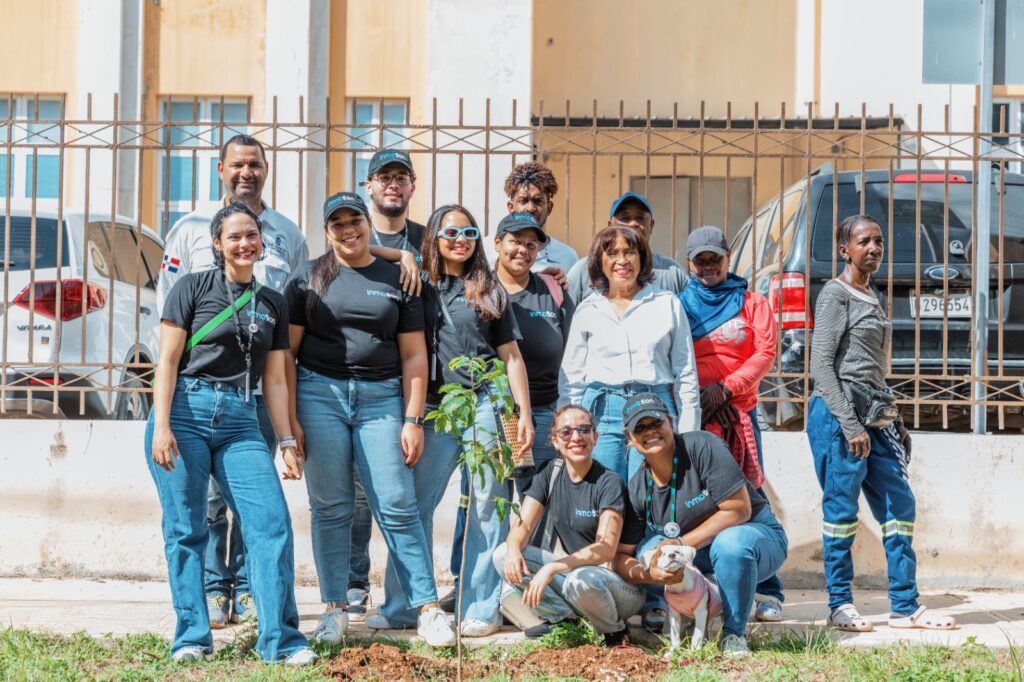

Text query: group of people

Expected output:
[146,135,955,666]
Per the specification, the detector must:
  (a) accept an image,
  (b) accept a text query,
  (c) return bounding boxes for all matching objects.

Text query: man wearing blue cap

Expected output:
[564,192,688,305]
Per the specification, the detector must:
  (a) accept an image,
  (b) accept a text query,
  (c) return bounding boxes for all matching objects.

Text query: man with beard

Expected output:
[344,148,427,622]
[156,134,309,629]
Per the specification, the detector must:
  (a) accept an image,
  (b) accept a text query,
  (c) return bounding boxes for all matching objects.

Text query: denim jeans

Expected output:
[297,367,437,609]
[381,389,507,625]
[531,401,558,467]
[146,378,306,661]
[493,543,644,634]
[204,395,277,598]
[635,505,788,639]
[347,475,372,591]
[581,383,677,482]
[747,408,784,605]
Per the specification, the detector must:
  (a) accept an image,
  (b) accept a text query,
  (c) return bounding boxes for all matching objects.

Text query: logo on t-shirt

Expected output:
[684,489,709,509]
[708,317,747,344]
[366,288,400,302]
[575,508,598,518]
[247,311,277,326]
[529,310,557,319]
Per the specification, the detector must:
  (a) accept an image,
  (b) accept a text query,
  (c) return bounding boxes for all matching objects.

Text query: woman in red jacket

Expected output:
[677,225,784,623]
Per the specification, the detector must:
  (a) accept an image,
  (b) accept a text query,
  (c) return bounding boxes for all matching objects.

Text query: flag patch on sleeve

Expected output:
[162,255,181,273]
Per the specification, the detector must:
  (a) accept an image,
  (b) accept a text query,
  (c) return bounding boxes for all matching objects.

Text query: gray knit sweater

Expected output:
[809,279,892,440]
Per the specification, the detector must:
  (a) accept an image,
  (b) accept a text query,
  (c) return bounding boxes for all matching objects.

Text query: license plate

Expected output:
[909,292,972,318]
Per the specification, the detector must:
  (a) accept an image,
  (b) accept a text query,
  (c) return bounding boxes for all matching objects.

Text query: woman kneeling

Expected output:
[494,405,643,645]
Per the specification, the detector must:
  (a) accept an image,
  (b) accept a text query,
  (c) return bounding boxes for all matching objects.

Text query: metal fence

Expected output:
[3,94,1022,430]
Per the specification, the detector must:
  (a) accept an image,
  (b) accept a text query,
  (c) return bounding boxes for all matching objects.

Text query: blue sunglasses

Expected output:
[438,226,480,241]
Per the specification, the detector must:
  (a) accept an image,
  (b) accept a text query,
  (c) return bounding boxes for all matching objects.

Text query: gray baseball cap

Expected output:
[686,225,729,259]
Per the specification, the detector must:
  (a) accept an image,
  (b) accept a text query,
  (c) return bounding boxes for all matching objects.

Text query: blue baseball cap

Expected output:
[496,212,549,244]
[609,191,654,218]
[323,192,369,223]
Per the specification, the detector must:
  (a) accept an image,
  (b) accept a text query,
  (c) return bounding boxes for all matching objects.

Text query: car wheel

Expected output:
[115,370,152,421]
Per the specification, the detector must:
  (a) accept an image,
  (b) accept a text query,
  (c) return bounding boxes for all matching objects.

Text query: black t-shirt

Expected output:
[526,459,626,555]
[505,273,575,407]
[284,257,425,381]
[371,219,425,259]
[162,268,290,390]
[621,432,766,546]
[422,275,521,401]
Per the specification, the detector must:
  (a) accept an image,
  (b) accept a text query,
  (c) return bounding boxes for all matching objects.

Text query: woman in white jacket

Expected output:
[559,225,700,483]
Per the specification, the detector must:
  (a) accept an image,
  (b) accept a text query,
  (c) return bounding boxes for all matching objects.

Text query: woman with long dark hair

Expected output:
[367,204,533,637]
[807,214,955,632]
[285,192,455,648]
[147,202,313,665]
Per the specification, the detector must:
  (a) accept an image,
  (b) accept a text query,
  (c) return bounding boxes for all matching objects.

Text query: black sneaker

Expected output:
[602,627,629,647]
[524,622,555,639]
[438,587,458,613]
[346,587,369,622]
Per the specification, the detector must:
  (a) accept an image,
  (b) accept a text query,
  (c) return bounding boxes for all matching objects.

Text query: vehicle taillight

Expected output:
[893,173,968,183]
[13,280,107,321]
[768,273,813,330]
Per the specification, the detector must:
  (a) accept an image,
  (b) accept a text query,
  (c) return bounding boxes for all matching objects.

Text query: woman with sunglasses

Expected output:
[613,393,788,658]
[493,405,643,644]
[367,204,533,638]
[559,226,700,483]
[284,192,455,648]
[147,203,313,665]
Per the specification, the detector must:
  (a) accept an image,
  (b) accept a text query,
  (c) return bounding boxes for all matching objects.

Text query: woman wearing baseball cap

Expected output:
[613,393,788,657]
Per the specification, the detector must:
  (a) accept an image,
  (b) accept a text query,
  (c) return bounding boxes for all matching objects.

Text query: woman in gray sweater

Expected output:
[807,214,955,633]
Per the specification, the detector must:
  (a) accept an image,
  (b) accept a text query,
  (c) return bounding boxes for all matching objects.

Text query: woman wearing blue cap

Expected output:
[284,192,456,648]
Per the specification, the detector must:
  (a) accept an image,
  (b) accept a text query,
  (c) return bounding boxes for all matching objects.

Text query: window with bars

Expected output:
[0,96,62,201]
[158,97,251,235]
[347,99,409,202]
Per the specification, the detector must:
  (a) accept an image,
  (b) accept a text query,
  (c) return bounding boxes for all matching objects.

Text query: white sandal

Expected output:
[828,603,874,632]
[888,605,956,630]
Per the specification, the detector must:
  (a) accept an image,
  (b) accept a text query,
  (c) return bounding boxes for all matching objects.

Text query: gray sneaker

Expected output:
[720,634,751,657]
[207,593,230,629]
[346,587,370,622]
[232,593,257,624]
[171,646,207,663]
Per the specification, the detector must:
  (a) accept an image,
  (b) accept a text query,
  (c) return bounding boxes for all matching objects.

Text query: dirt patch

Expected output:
[325,642,671,681]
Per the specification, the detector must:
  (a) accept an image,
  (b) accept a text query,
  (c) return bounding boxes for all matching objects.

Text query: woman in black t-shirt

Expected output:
[613,393,788,658]
[284,192,455,649]
[146,203,312,665]
[493,405,643,645]
[371,204,533,639]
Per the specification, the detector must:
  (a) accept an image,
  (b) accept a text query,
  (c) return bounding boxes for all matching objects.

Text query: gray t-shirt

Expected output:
[809,279,892,439]
[565,251,689,305]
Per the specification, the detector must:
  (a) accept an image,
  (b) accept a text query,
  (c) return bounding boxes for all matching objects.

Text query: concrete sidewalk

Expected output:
[1,578,1022,650]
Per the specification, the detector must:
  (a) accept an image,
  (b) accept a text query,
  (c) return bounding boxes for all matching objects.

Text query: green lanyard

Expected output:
[645,450,681,539]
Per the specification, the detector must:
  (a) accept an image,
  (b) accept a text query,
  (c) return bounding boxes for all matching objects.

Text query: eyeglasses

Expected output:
[373,173,413,187]
[438,226,480,241]
[555,424,596,441]
[631,418,664,435]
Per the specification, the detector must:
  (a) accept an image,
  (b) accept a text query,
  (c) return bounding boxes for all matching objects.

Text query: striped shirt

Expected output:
[809,279,892,440]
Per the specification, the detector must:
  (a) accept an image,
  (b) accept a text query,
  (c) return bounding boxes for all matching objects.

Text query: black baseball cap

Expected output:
[622,392,671,432]
[496,212,549,244]
[686,225,729,259]
[609,191,654,218]
[367,149,414,178]
[323,192,369,223]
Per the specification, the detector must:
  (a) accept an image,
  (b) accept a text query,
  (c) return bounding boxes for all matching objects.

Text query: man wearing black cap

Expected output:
[363,149,426,259]
[564,191,688,305]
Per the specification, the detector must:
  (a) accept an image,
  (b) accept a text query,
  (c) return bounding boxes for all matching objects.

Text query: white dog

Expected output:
[640,543,722,650]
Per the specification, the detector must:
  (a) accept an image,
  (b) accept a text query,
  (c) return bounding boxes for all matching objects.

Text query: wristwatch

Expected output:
[404,416,424,426]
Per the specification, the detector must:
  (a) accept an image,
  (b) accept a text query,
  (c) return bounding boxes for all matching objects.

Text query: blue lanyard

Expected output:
[645,451,678,535]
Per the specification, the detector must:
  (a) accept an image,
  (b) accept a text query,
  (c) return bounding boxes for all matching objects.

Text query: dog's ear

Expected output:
[679,544,697,565]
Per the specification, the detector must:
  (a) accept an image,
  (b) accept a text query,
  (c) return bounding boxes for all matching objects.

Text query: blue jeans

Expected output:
[204,395,277,599]
[382,389,507,625]
[531,401,558,467]
[348,475,372,591]
[636,506,788,639]
[493,543,644,634]
[297,367,437,609]
[581,382,677,482]
[146,378,306,661]
[806,396,919,615]
[747,408,784,605]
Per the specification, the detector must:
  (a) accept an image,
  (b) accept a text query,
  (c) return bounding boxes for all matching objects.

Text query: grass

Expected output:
[0,626,1019,681]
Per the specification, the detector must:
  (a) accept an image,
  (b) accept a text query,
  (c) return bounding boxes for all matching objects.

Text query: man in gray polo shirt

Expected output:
[156,133,308,628]
[564,191,688,304]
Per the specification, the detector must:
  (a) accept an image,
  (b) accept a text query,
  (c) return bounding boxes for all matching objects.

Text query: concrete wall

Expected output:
[1,420,1021,590]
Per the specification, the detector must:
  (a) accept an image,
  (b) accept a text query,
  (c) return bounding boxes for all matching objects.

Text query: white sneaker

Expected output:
[754,596,784,622]
[171,646,207,662]
[460,618,499,637]
[365,614,394,630]
[720,634,751,658]
[284,647,318,666]
[417,607,456,647]
[312,608,348,645]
